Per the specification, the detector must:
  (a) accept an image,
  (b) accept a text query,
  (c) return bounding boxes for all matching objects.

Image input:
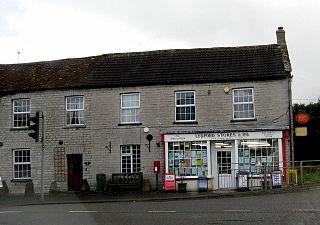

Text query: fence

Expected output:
[217,160,320,190]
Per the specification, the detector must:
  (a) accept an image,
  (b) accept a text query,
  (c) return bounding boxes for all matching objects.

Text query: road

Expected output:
[1,189,320,225]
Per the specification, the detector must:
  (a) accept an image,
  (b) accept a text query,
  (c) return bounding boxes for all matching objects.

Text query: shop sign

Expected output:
[295,114,310,124]
[295,127,307,136]
[164,174,176,191]
[164,131,283,142]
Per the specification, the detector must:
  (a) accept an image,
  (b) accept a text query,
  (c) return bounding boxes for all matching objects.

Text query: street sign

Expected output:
[295,114,310,124]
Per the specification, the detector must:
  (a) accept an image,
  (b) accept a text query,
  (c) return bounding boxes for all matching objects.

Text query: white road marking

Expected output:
[294,209,320,213]
[224,210,251,212]
[148,211,176,213]
[69,211,97,213]
[0,211,23,214]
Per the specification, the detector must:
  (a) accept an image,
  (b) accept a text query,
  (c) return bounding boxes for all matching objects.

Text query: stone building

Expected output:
[0,27,292,193]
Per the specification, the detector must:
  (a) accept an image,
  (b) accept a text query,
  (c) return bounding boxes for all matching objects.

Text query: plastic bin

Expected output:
[198,176,208,192]
[96,173,106,192]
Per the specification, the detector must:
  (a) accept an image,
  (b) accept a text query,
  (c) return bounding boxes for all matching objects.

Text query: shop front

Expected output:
[162,129,288,191]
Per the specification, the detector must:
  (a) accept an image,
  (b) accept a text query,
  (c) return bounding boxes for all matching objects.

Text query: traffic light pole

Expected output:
[40,112,45,201]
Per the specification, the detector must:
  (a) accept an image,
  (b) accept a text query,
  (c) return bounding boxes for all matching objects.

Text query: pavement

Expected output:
[1,183,320,207]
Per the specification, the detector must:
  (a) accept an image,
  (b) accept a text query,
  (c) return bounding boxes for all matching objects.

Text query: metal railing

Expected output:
[217,160,320,190]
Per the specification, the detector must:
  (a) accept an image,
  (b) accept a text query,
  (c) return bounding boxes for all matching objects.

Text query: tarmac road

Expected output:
[1,188,320,225]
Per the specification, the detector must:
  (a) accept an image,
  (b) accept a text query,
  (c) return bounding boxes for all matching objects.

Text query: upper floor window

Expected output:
[175,91,196,121]
[66,96,84,125]
[13,99,30,128]
[13,149,31,179]
[233,88,255,119]
[121,93,140,123]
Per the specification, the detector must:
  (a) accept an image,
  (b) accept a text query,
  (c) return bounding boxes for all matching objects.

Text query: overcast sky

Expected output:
[1,0,319,103]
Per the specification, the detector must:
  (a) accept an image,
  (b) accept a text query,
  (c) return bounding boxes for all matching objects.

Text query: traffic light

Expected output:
[28,111,40,142]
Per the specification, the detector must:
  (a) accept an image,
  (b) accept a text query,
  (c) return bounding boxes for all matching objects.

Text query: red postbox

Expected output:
[153,161,160,173]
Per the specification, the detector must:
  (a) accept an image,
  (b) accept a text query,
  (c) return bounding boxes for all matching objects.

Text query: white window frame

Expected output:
[66,96,85,126]
[233,88,255,120]
[13,149,31,179]
[121,93,140,124]
[175,91,196,122]
[13,99,31,128]
[120,145,141,173]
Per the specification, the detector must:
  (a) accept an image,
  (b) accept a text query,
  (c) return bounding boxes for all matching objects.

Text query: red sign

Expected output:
[295,114,310,124]
[164,174,176,191]
[153,161,160,174]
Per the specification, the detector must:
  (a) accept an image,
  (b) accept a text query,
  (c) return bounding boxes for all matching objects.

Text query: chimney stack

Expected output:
[276,27,292,72]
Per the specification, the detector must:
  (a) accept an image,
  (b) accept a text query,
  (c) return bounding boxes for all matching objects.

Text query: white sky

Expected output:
[1,0,319,103]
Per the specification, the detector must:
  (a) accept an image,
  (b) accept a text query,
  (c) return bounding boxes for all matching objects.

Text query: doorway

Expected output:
[213,141,236,189]
[67,154,83,191]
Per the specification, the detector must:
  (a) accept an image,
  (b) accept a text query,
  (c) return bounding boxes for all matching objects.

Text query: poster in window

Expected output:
[197,151,202,158]
[174,160,179,167]
[169,152,174,160]
[197,159,203,166]
[192,167,197,175]
[185,151,191,156]
[244,150,249,157]
[198,168,203,176]
[179,168,185,176]
[250,158,256,164]
[203,151,207,157]
[174,153,179,159]
[169,168,174,174]
[185,159,191,167]
[203,157,207,164]
[191,158,196,166]
[169,159,174,167]
[185,168,192,176]
[267,156,273,163]
[191,151,196,157]
[256,157,261,165]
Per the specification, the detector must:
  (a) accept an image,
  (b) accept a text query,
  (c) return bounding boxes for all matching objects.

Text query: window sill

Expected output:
[11,179,32,183]
[230,118,257,123]
[173,121,198,125]
[63,125,86,129]
[118,123,142,126]
[10,127,30,131]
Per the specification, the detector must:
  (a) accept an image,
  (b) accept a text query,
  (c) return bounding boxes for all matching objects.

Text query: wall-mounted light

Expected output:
[58,140,64,145]
[84,161,91,166]
[146,134,153,152]
[105,142,112,154]
[224,86,231,93]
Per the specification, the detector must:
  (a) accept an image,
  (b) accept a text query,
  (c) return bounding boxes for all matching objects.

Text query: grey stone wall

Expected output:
[0,78,291,193]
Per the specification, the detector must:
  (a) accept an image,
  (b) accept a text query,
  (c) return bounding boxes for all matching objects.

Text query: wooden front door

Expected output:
[67,154,83,191]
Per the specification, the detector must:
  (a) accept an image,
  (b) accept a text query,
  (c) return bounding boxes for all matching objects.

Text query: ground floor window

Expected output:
[168,141,208,177]
[238,139,279,172]
[121,145,141,173]
[13,149,31,179]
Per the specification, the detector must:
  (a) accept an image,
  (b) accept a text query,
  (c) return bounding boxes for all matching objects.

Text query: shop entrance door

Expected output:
[214,141,236,189]
[67,154,83,191]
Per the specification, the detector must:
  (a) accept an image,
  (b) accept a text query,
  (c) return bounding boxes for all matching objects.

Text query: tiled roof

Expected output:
[0,44,288,94]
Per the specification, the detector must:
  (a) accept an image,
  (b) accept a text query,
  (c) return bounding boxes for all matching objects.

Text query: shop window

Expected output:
[238,139,279,173]
[233,88,255,119]
[13,99,30,128]
[121,145,141,173]
[121,93,140,123]
[175,91,196,121]
[168,141,208,177]
[66,96,84,125]
[13,149,31,179]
